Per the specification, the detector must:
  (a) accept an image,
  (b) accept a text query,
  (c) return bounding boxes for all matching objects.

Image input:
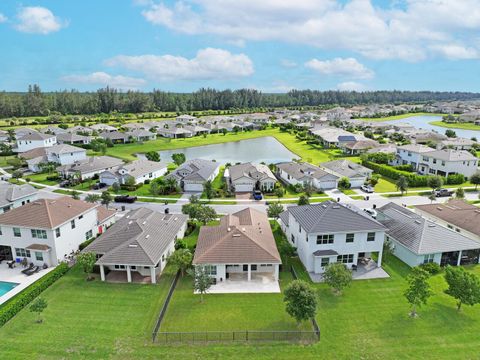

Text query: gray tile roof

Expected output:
[276,162,338,182]
[284,201,385,234]
[321,159,371,179]
[423,149,477,161]
[228,163,276,182]
[0,182,37,207]
[84,208,188,266]
[377,202,480,255]
[58,156,124,175]
[18,132,55,141]
[166,159,219,182]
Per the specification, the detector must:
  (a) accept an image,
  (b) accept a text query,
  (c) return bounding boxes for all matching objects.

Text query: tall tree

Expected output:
[404,267,432,317]
[283,280,317,325]
[427,176,443,191]
[444,266,480,311]
[188,266,212,303]
[323,263,352,295]
[470,172,480,190]
[101,191,113,209]
[168,249,193,277]
[267,202,284,219]
[396,176,409,195]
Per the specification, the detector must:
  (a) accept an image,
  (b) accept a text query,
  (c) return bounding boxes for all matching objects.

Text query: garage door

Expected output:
[235,184,254,192]
[318,180,337,190]
[184,183,204,192]
[350,178,365,188]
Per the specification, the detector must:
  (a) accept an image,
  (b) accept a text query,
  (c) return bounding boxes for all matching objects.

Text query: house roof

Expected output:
[423,149,477,161]
[56,132,91,142]
[228,163,276,182]
[99,131,128,140]
[125,129,154,138]
[58,156,124,175]
[167,159,219,182]
[84,208,188,266]
[397,144,433,153]
[0,196,97,229]
[280,201,385,234]
[18,132,55,141]
[321,159,371,179]
[276,162,338,182]
[0,182,37,207]
[117,159,168,179]
[377,202,480,255]
[193,208,281,265]
[96,205,117,224]
[343,139,379,150]
[415,200,480,237]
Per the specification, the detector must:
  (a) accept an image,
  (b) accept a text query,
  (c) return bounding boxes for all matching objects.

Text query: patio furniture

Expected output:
[21,263,35,274]
[24,266,40,276]
[351,264,358,271]
[7,260,15,268]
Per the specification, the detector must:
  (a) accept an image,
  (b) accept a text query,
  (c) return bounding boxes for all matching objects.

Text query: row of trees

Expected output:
[1,85,479,118]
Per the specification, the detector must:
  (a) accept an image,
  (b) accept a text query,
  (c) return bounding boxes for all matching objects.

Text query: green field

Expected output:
[357,112,447,122]
[429,120,480,131]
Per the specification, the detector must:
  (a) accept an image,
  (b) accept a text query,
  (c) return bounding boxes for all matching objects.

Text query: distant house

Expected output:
[166,159,220,192]
[67,126,93,135]
[184,125,210,136]
[225,163,277,193]
[439,138,476,151]
[56,132,92,145]
[279,201,386,275]
[193,208,281,287]
[99,159,168,185]
[0,197,116,266]
[89,124,117,133]
[99,131,130,144]
[176,114,198,123]
[57,156,124,180]
[321,159,372,187]
[311,127,366,148]
[84,207,187,284]
[276,162,338,190]
[15,132,57,153]
[0,182,38,214]
[341,139,380,155]
[125,129,156,142]
[40,126,67,135]
[20,144,87,172]
[377,202,480,267]
[157,127,193,139]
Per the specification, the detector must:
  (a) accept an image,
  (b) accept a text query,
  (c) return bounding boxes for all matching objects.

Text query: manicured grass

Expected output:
[23,173,58,185]
[357,112,447,122]
[0,155,15,167]
[374,177,398,193]
[429,120,480,130]
[340,189,357,195]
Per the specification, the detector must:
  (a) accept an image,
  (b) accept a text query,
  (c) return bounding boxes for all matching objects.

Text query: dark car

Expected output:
[253,190,263,201]
[92,182,107,190]
[434,188,453,197]
[59,180,71,188]
[114,195,137,203]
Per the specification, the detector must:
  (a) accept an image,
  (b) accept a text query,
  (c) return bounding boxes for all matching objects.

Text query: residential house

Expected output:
[311,127,366,148]
[56,132,92,145]
[321,159,372,188]
[166,159,220,192]
[0,182,38,214]
[125,129,157,142]
[99,131,130,144]
[0,197,116,266]
[279,201,386,275]
[439,138,476,151]
[157,127,193,138]
[58,156,124,180]
[225,163,277,193]
[276,162,338,190]
[40,126,67,135]
[193,208,281,286]
[15,132,57,153]
[67,126,94,135]
[84,207,187,284]
[184,125,210,136]
[176,114,198,123]
[341,139,380,155]
[20,144,87,172]
[89,124,117,133]
[99,159,168,185]
[377,202,480,267]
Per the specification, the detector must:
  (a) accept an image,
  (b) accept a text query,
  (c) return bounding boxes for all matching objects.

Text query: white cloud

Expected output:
[0,13,7,23]
[15,6,66,34]
[61,72,146,89]
[429,44,480,60]
[336,81,368,91]
[280,59,297,68]
[305,57,374,79]
[138,0,480,61]
[105,48,254,81]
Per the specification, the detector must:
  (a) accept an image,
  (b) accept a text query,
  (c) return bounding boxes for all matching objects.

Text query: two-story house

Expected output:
[15,132,57,153]
[0,182,38,214]
[20,144,87,172]
[0,197,116,266]
[279,201,386,275]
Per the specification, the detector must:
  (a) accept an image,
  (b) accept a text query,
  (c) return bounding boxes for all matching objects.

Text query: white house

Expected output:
[276,162,339,190]
[57,156,124,180]
[0,197,116,266]
[84,208,188,284]
[0,182,38,214]
[321,159,372,188]
[377,202,480,267]
[166,159,220,192]
[311,127,367,148]
[279,201,386,276]
[225,163,277,193]
[99,159,168,185]
[21,144,87,172]
[15,132,57,153]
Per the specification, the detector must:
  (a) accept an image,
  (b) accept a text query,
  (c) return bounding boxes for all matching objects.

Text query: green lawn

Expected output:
[23,173,59,185]
[429,120,480,131]
[340,189,357,195]
[374,177,398,193]
[357,112,447,122]
[0,155,15,167]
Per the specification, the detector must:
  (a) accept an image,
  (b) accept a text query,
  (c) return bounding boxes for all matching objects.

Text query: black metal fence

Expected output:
[154,330,319,344]
[152,270,181,342]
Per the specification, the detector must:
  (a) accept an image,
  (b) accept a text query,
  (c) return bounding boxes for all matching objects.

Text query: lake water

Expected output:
[380,115,480,139]
[139,136,300,164]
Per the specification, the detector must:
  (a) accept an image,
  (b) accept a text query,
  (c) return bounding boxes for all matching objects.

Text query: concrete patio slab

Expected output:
[308,260,390,283]
[203,273,280,294]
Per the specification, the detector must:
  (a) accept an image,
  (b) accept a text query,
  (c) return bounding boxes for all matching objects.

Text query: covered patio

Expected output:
[309,259,389,282]
[206,272,280,294]
[104,270,155,284]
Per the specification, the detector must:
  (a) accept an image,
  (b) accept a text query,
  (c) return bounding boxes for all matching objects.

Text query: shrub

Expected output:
[0,262,69,327]
[393,164,414,172]
[46,174,60,181]
[79,238,95,251]
[446,173,465,185]
[419,262,441,275]
[144,179,150,185]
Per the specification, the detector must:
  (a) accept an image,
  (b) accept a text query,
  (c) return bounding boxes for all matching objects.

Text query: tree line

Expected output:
[1,85,479,119]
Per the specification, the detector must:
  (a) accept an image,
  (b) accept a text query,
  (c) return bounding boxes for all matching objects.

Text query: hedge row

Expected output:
[0,262,70,327]
[362,161,466,187]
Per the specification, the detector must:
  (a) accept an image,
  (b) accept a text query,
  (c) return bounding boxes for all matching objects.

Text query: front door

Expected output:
[243,264,248,272]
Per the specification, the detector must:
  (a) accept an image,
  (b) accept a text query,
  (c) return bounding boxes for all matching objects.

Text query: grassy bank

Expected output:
[357,112,446,122]
[429,120,480,131]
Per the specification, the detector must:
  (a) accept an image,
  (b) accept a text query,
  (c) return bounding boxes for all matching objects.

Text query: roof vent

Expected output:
[128,220,133,225]
[436,207,442,211]
[332,205,340,209]
[145,235,150,239]
[128,244,138,248]
[414,220,422,224]
[242,228,246,232]
[142,221,147,225]
[428,224,436,227]
[174,217,178,221]
[227,227,231,232]
[232,233,241,237]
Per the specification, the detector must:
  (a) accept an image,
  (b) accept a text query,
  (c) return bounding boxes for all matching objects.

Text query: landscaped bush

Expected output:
[120,183,142,191]
[0,262,69,327]
[393,164,414,172]
[79,238,95,251]
[419,262,442,275]
[446,173,465,185]
[46,174,60,181]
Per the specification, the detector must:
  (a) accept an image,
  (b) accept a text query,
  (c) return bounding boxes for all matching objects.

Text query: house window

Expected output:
[13,228,21,237]
[291,234,295,244]
[422,156,429,162]
[114,264,126,270]
[251,265,257,271]
[79,215,83,220]
[447,224,453,229]
[31,229,47,239]
[15,248,31,258]
[85,230,93,240]
[203,265,217,275]
[433,159,437,164]
[346,233,354,243]
[56,228,61,237]
[367,232,376,242]
[423,254,435,264]
[71,220,76,229]
[441,161,445,166]
[35,252,43,261]
[337,254,354,263]
[321,258,329,267]
[317,234,334,244]
[298,225,301,233]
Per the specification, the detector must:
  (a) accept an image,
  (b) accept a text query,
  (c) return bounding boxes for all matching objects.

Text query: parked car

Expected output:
[59,180,71,188]
[363,208,377,219]
[92,182,107,190]
[114,195,137,203]
[253,190,263,201]
[434,188,453,197]
[361,184,374,193]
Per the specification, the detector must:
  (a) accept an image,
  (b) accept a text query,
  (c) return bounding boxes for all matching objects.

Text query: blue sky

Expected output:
[1,0,480,92]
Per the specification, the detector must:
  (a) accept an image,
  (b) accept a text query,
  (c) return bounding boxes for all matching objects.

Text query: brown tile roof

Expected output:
[26,244,51,251]
[415,200,480,236]
[96,205,117,224]
[193,208,281,265]
[0,196,97,229]
[19,147,47,160]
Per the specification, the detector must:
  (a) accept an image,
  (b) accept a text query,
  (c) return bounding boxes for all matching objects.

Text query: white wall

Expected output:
[0,193,38,214]
[16,137,57,152]
[390,238,441,267]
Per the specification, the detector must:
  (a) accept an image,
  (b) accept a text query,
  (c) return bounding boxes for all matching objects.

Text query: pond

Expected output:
[381,115,480,139]
[138,136,300,164]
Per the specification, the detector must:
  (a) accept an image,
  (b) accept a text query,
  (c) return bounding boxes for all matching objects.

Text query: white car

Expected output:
[363,208,377,219]
[361,184,374,193]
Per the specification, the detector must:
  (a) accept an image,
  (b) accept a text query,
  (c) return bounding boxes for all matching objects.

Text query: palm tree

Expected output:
[85,194,100,203]
[396,176,409,195]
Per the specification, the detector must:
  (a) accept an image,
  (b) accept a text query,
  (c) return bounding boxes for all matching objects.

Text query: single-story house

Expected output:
[321,159,372,188]
[99,131,130,144]
[99,159,168,185]
[89,124,118,133]
[56,132,92,145]
[57,156,124,180]
[166,159,220,192]
[157,127,193,138]
[125,129,156,142]
[225,163,277,193]
[276,162,338,190]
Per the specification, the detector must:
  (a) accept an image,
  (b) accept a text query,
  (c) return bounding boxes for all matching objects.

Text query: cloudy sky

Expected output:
[1,0,480,92]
